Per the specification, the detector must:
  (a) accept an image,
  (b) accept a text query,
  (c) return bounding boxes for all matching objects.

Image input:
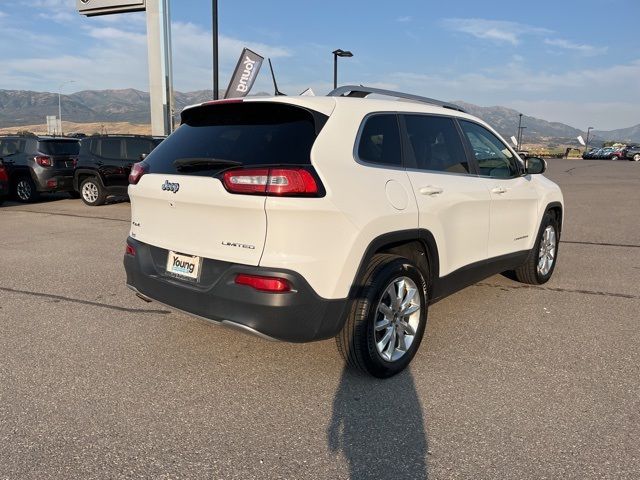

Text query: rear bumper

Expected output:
[35,170,74,192]
[123,237,349,342]
[0,180,8,197]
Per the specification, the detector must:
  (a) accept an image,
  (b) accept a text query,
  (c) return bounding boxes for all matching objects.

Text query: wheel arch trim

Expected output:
[347,229,440,300]
[543,201,563,233]
[74,169,106,190]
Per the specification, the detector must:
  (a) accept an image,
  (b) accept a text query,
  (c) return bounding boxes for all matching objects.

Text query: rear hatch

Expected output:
[129,100,328,266]
[38,139,80,172]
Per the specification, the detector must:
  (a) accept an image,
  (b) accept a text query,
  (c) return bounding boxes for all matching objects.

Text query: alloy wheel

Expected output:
[16,180,32,201]
[537,225,557,276]
[374,276,422,362]
[82,182,99,203]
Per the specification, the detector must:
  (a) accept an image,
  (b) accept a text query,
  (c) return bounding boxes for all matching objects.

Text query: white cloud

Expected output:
[86,25,146,44]
[0,11,7,18]
[544,38,607,56]
[38,11,76,23]
[396,16,412,22]
[0,20,293,93]
[388,59,640,130]
[441,18,550,45]
[30,0,69,6]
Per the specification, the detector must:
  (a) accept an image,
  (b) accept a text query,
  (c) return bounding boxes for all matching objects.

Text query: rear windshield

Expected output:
[38,140,80,156]
[145,102,325,175]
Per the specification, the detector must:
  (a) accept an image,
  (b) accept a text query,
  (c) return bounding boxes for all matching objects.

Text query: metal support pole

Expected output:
[516,113,522,148]
[519,126,527,149]
[58,92,62,136]
[146,0,173,136]
[212,0,219,100]
[333,53,338,90]
[57,80,74,136]
[585,127,593,153]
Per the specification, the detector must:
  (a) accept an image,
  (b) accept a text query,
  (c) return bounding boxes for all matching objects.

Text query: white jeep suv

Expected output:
[124,86,563,378]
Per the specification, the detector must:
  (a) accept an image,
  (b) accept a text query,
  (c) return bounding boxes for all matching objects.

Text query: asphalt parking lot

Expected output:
[0,158,638,479]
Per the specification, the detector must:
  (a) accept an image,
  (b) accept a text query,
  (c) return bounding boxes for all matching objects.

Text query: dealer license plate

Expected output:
[166,251,202,281]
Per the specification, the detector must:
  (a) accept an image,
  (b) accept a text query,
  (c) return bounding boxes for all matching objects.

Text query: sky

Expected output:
[0,0,638,131]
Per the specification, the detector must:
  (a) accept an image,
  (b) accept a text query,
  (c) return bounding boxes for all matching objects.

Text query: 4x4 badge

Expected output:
[161,180,179,193]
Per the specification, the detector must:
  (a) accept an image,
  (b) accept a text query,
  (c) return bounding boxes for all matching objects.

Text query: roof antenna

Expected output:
[268,58,286,96]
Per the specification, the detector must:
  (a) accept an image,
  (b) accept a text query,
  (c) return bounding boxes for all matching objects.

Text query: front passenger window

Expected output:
[459,121,519,178]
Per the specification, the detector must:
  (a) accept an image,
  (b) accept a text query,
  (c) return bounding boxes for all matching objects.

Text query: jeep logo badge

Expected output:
[161,180,179,193]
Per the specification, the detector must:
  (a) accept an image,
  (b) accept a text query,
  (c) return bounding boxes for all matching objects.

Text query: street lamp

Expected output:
[58,80,75,136]
[212,0,219,100]
[516,113,523,148]
[332,49,353,89]
[585,126,594,152]
[518,126,527,149]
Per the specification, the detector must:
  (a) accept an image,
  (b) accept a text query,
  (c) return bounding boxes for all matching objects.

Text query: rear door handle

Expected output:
[419,185,443,196]
[491,186,508,194]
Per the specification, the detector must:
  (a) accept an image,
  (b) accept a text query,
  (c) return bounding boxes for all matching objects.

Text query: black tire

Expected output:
[13,176,40,203]
[79,177,107,206]
[68,190,81,199]
[336,254,428,378]
[514,212,560,285]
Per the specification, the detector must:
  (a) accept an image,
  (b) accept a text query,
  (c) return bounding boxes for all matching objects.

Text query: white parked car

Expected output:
[124,86,564,378]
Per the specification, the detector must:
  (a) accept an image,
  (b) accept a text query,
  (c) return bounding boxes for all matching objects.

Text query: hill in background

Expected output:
[0,88,637,145]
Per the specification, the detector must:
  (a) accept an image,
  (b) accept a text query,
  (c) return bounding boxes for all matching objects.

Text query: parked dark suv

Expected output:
[0,159,9,205]
[74,135,163,206]
[0,135,80,202]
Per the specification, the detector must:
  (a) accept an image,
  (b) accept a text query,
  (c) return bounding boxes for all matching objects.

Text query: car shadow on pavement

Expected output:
[328,367,428,479]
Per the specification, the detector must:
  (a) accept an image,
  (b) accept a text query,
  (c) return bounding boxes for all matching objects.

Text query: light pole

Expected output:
[212,0,219,100]
[332,49,353,89]
[518,126,527,150]
[516,113,523,148]
[58,80,75,136]
[585,126,594,153]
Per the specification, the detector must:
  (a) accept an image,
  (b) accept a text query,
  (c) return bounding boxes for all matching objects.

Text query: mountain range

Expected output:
[0,88,638,145]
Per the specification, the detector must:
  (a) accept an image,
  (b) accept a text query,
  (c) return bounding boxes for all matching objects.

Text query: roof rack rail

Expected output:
[327,85,466,113]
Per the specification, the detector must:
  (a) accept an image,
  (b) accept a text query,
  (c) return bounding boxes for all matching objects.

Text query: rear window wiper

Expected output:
[173,157,242,171]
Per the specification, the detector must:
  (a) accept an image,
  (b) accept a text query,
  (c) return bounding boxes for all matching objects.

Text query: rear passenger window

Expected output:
[403,115,469,174]
[0,139,25,156]
[357,114,402,167]
[125,139,155,161]
[98,139,123,159]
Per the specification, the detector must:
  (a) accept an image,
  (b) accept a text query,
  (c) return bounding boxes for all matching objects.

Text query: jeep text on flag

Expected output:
[224,48,264,99]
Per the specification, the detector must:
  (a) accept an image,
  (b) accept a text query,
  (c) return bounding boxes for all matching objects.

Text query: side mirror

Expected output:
[139,153,148,161]
[525,156,547,175]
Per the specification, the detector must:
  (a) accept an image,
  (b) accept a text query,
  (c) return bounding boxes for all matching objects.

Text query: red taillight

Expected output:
[35,155,52,167]
[223,168,269,194]
[125,244,136,256]
[268,168,318,195]
[234,274,291,293]
[0,166,7,182]
[129,161,148,185]
[222,168,319,196]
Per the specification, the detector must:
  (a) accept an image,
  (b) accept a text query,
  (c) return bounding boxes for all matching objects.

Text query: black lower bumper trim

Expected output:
[123,237,349,342]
